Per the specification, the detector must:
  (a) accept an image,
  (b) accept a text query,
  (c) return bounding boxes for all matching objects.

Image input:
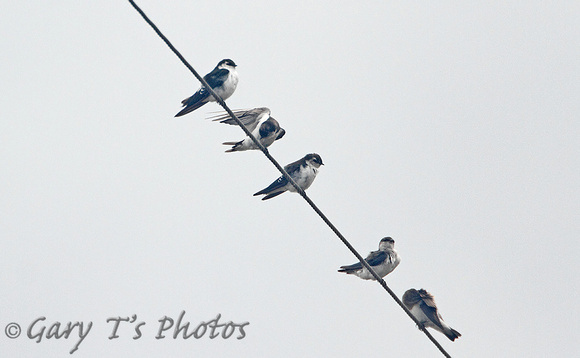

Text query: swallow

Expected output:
[209,107,285,152]
[175,59,238,117]
[402,288,461,341]
[338,237,401,280]
[253,153,323,200]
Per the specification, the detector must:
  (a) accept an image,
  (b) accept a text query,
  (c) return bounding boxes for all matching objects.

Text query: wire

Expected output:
[127,1,452,357]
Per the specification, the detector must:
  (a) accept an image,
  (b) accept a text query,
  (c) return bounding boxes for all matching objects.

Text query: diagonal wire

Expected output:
[127,1,452,357]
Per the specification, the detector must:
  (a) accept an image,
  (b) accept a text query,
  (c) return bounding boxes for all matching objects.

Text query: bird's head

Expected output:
[305,153,324,168]
[402,288,420,308]
[378,237,395,250]
[217,59,237,69]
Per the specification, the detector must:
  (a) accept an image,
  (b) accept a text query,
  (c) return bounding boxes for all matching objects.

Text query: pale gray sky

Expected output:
[1,1,579,357]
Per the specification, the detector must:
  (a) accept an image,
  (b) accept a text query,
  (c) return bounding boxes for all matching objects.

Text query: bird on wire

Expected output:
[402,288,461,341]
[209,107,285,152]
[175,59,238,117]
[338,237,401,280]
[253,153,323,200]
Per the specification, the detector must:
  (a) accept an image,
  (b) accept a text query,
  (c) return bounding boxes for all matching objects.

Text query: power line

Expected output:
[127,1,452,357]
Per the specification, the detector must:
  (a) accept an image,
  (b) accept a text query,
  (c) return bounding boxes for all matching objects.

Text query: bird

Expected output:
[338,237,401,280]
[209,107,285,152]
[402,288,461,341]
[175,59,238,117]
[253,153,323,200]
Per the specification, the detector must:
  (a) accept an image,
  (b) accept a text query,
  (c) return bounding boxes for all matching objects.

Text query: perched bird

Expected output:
[175,59,238,117]
[253,153,323,200]
[209,107,285,152]
[338,237,401,280]
[402,288,461,341]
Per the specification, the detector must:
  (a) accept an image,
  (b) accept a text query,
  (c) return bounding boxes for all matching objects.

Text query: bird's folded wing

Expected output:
[417,291,445,330]
[254,176,288,196]
[282,158,305,176]
[365,250,388,266]
[204,68,229,88]
[419,301,445,331]
[339,261,362,271]
[339,251,387,271]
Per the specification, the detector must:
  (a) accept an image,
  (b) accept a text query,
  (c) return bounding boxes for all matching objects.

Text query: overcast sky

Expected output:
[1,1,579,357]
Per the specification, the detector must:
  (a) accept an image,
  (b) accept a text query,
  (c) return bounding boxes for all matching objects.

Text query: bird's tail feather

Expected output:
[223,140,243,153]
[445,328,461,341]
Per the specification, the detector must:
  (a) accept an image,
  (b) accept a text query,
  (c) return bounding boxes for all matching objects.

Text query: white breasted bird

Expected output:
[209,107,285,152]
[338,237,401,280]
[175,59,238,117]
[402,288,461,341]
[253,153,323,200]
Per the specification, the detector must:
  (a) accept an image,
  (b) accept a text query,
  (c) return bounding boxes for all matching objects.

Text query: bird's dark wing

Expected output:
[175,88,210,117]
[204,68,230,88]
[253,176,288,196]
[338,250,386,272]
[338,261,362,272]
[209,108,270,132]
[365,250,387,266]
[282,158,305,176]
[418,290,437,309]
[418,290,445,331]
